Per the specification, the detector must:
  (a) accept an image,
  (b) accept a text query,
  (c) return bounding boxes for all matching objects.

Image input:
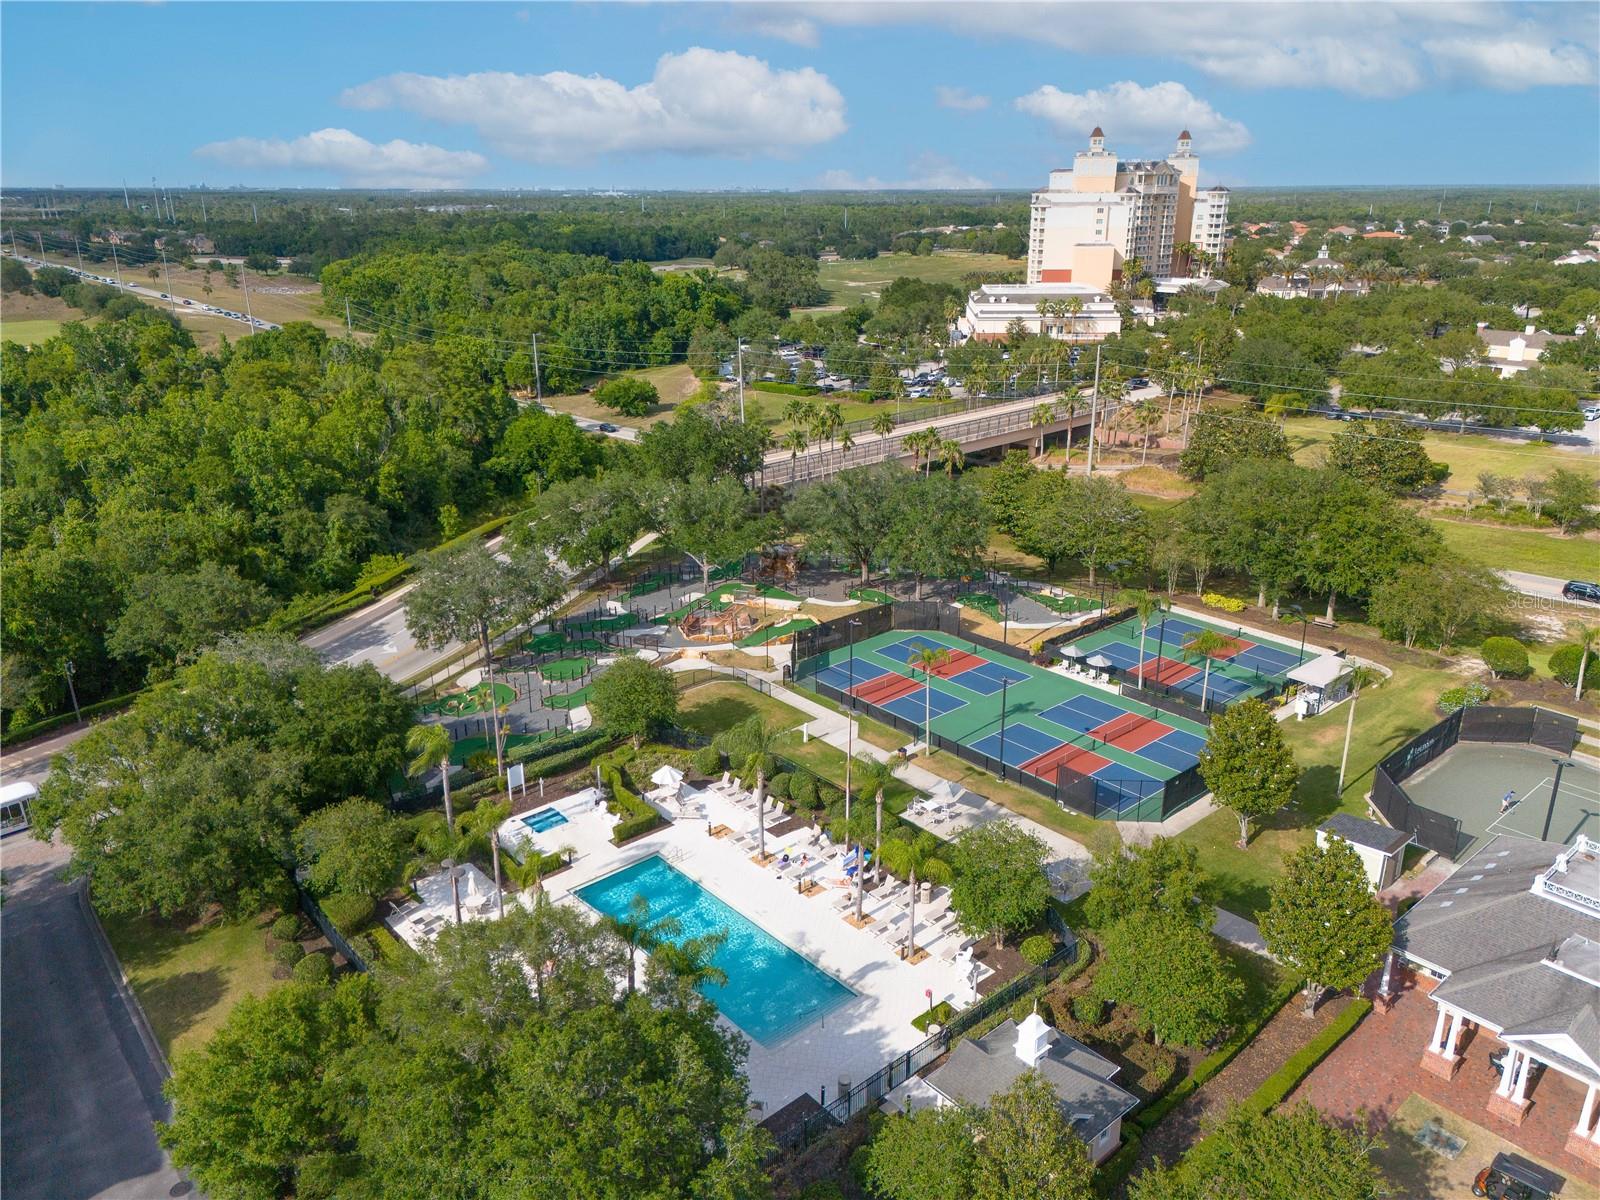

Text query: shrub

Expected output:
[789,773,818,807]
[1020,934,1055,965]
[1201,592,1247,613]
[767,771,792,799]
[1242,1000,1372,1115]
[273,940,306,968]
[692,745,724,776]
[1437,681,1490,714]
[464,750,497,777]
[1071,995,1104,1025]
[271,913,303,942]
[593,375,658,417]
[1548,643,1595,689]
[292,952,334,984]
[319,892,376,938]
[1480,636,1529,679]
[817,782,843,806]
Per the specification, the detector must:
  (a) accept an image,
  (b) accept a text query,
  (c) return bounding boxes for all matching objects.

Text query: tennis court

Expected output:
[800,628,1213,817]
[1403,741,1600,854]
[1064,609,1310,706]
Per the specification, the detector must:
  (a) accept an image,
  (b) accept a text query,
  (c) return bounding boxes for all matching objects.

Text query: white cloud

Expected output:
[194,128,488,188]
[342,49,846,163]
[727,11,821,47]
[1423,35,1597,90]
[816,153,990,190]
[935,86,990,111]
[1016,81,1251,156]
[759,2,1597,98]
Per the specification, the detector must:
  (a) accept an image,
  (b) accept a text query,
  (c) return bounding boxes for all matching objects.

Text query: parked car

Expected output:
[1561,581,1600,604]
[1471,1152,1564,1199]
[1582,404,1600,421]
[595,422,619,433]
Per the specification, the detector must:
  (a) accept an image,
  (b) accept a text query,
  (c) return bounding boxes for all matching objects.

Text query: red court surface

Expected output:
[1093,713,1173,753]
[1137,656,1200,686]
[854,672,920,704]
[1021,742,1111,780]
[929,650,985,678]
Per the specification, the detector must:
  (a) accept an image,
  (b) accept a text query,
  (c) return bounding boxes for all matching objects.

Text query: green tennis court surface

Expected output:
[801,628,1212,817]
[1403,741,1600,855]
[1064,610,1311,706]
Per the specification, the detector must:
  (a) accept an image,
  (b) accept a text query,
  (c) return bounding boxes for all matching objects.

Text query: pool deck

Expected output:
[545,783,977,1116]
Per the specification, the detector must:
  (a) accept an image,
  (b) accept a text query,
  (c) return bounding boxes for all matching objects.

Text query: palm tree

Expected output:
[870,409,896,446]
[782,396,816,430]
[1062,295,1083,344]
[1117,590,1163,687]
[1134,397,1163,463]
[1122,255,1144,283]
[838,426,856,457]
[741,721,784,861]
[878,832,954,960]
[1335,666,1383,795]
[1174,240,1198,274]
[603,894,681,995]
[1030,401,1056,456]
[815,401,845,453]
[904,428,941,476]
[938,438,964,476]
[1569,622,1600,702]
[782,426,809,478]
[458,799,509,918]
[503,848,549,897]
[1181,630,1233,710]
[848,754,896,888]
[406,723,456,828]
[646,930,728,998]
[912,645,951,754]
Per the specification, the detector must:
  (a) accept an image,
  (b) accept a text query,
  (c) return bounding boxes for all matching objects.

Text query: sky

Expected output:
[3,1,1597,191]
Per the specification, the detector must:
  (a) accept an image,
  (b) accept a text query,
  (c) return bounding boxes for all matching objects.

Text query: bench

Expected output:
[1311,616,1337,630]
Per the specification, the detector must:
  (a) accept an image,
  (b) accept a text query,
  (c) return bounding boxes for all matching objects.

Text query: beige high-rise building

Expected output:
[1025,129,1229,289]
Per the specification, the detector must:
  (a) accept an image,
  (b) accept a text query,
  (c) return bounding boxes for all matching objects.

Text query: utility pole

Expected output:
[200,192,207,224]
[159,246,177,314]
[63,660,83,726]
[35,231,44,257]
[121,179,131,210]
[151,177,160,219]
[110,242,124,287]
[252,203,258,224]
[73,235,85,274]
[241,263,255,326]
[345,297,353,336]
[1086,344,1101,476]
[531,331,542,401]
[736,343,746,423]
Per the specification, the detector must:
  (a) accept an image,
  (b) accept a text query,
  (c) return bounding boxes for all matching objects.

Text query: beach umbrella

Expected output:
[1086,653,1115,670]
[650,764,685,789]
[1058,643,1085,658]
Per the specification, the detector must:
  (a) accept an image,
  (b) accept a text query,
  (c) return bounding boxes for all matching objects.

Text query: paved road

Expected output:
[7,250,278,334]
[1500,569,1591,602]
[1,834,196,1200]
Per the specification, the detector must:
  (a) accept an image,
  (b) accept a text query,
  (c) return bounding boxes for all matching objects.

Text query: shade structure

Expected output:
[651,764,685,788]
[1058,643,1085,658]
[1085,653,1115,669]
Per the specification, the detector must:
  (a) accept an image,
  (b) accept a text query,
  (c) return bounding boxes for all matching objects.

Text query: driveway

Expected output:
[1,834,196,1200]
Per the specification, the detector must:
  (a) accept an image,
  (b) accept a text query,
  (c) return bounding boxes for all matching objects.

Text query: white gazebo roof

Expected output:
[1287,654,1354,689]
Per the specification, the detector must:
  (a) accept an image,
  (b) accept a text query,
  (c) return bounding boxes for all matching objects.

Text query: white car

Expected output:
[1583,405,1600,422]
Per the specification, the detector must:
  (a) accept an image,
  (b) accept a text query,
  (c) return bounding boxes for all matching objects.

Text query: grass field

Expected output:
[99,907,281,1062]
[0,318,65,346]
[678,680,809,738]
[1179,653,1461,918]
[543,362,704,429]
[816,251,1020,306]
[1432,518,1599,579]
[1279,415,1600,484]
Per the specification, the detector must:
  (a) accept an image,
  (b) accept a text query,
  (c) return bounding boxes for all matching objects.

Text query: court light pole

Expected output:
[998,678,1010,769]
[1289,603,1309,663]
[1542,759,1574,842]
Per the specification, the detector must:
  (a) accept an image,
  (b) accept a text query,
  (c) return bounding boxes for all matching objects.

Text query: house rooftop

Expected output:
[1320,813,1411,857]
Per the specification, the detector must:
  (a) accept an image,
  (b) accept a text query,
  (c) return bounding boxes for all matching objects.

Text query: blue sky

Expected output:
[4,2,1597,190]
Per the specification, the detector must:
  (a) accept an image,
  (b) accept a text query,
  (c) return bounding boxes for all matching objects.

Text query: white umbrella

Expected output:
[1086,653,1115,670]
[650,764,685,788]
[1059,643,1085,658]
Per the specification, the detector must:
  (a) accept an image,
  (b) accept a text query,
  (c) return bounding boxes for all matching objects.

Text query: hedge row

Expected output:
[443,729,619,807]
[1131,978,1300,1133]
[1240,999,1372,1115]
[596,749,664,845]
[749,381,821,396]
[1,684,154,747]
[1093,1130,1143,1199]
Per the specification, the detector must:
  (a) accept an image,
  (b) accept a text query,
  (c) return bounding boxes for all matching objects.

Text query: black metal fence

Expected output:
[1370,705,1580,858]
[792,910,1079,1146]
[297,883,370,973]
[796,605,1204,823]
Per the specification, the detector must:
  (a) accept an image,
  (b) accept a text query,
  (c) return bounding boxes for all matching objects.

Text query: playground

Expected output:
[1061,609,1312,706]
[800,627,1212,818]
[1401,741,1600,854]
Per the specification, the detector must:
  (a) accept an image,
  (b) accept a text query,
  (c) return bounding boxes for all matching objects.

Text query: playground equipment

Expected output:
[757,543,799,585]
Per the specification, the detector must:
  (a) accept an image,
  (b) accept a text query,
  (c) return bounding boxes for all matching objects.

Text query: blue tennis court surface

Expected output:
[813,660,890,690]
[1091,762,1165,807]
[875,636,953,664]
[1038,694,1124,734]
[949,660,1031,695]
[880,685,966,723]
[1150,616,1206,641]
[1172,673,1253,702]
[1089,643,1144,671]
[971,723,1064,767]
[1230,644,1301,674]
[1139,737,1202,771]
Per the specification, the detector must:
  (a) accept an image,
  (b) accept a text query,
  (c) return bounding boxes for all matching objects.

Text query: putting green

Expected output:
[526,631,566,654]
[736,617,817,647]
[419,680,516,718]
[543,657,590,682]
[546,684,593,710]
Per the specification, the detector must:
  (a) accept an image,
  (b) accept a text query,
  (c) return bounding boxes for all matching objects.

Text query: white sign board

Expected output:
[506,763,526,790]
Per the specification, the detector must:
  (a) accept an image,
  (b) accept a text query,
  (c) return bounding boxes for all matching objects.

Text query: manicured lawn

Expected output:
[1430,517,1599,579]
[796,688,911,752]
[99,908,281,1062]
[0,318,64,346]
[677,681,809,737]
[1279,415,1600,485]
[1181,655,1461,918]
[817,251,1020,306]
[921,750,1122,860]
[774,730,922,814]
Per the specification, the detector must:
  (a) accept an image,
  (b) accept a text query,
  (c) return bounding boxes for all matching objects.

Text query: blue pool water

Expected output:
[521,806,570,834]
[576,855,854,1044]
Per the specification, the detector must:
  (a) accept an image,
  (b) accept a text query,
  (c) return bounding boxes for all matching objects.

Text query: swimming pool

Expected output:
[521,806,570,834]
[576,855,854,1044]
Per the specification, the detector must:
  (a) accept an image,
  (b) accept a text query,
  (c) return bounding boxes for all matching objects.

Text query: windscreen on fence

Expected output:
[1459,705,1579,755]
[1378,709,1462,785]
